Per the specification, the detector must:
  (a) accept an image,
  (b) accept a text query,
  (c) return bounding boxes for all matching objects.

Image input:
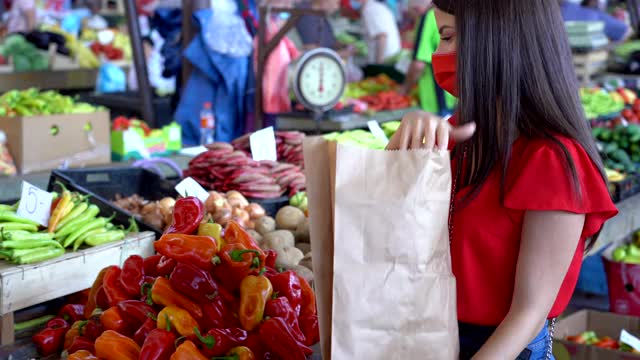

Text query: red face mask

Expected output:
[432,51,458,97]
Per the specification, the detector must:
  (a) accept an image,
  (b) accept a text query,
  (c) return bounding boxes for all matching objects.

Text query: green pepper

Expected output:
[16,248,65,264]
[1,231,52,242]
[1,239,63,250]
[54,205,100,239]
[0,223,38,232]
[0,211,39,226]
[85,230,125,247]
[63,215,114,249]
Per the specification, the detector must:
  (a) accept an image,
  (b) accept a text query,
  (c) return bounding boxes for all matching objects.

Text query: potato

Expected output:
[288,264,314,284]
[295,218,310,243]
[255,216,276,236]
[264,230,295,250]
[274,246,304,268]
[276,206,305,231]
[247,230,263,246]
[296,243,311,254]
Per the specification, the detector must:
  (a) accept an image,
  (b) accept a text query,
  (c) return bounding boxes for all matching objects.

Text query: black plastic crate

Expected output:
[612,174,640,203]
[47,167,179,236]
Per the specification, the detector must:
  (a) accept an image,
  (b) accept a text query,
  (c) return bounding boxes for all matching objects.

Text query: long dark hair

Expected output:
[437,0,607,248]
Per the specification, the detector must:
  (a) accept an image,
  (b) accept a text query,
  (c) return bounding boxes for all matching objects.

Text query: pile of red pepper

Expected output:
[89,42,124,61]
[566,331,640,352]
[32,196,319,360]
[359,90,414,112]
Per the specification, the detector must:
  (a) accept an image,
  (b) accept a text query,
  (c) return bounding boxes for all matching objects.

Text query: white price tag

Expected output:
[175,177,210,203]
[250,126,278,162]
[17,181,53,227]
[368,120,389,142]
[621,330,640,351]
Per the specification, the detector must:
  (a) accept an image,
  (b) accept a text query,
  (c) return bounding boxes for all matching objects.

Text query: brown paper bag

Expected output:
[304,137,459,360]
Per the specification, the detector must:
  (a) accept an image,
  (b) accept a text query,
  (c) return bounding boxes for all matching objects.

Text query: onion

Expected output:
[213,208,232,226]
[205,192,225,213]
[227,190,249,209]
[245,203,266,220]
[231,216,247,228]
[159,197,176,210]
[232,207,250,223]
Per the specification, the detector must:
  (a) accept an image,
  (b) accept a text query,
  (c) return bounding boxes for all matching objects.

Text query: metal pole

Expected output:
[124,0,155,126]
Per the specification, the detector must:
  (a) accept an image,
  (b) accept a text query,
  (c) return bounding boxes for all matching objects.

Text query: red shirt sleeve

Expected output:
[504,137,618,239]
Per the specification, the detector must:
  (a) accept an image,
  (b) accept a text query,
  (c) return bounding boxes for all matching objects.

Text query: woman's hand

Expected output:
[386,111,476,151]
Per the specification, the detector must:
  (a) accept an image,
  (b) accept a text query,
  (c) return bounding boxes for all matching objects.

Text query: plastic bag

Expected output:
[204,0,252,57]
[96,63,126,93]
[345,56,363,83]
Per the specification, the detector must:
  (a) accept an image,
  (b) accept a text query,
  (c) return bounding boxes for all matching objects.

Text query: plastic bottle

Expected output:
[200,102,215,145]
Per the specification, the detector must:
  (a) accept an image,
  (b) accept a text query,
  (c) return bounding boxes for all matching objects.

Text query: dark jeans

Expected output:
[459,321,555,360]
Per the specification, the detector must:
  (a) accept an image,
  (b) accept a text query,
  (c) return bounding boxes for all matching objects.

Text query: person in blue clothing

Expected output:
[560,0,631,42]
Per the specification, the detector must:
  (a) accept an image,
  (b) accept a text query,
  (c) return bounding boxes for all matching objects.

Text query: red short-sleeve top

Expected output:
[451,136,618,326]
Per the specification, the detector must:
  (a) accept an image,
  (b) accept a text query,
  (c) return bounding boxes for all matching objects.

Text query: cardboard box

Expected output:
[0,112,111,174]
[554,310,640,360]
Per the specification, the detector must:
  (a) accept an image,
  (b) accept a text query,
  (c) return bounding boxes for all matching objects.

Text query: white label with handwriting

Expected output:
[368,120,389,142]
[250,126,278,162]
[17,181,53,226]
[621,330,640,351]
[175,177,210,203]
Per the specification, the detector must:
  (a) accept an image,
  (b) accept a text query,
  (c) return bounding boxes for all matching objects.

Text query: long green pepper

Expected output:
[56,202,89,230]
[54,205,100,239]
[72,228,106,251]
[1,231,52,242]
[1,239,63,250]
[63,215,113,249]
[0,223,38,232]
[85,230,125,247]
[16,248,65,264]
[0,211,39,227]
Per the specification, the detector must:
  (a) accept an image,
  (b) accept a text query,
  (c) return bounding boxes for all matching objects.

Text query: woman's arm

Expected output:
[472,210,585,360]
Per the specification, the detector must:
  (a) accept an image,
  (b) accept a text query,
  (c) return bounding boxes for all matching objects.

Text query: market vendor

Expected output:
[398,0,455,115]
[387,0,618,358]
[351,0,401,64]
[4,0,37,34]
[560,0,631,42]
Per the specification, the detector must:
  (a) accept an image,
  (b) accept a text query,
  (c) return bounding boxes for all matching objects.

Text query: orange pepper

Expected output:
[227,346,256,360]
[64,320,88,349]
[68,350,99,360]
[157,305,200,340]
[48,189,72,232]
[95,330,140,360]
[84,267,109,319]
[170,340,209,360]
[151,277,203,319]
[239,275,273,331]
[100,307,130,335]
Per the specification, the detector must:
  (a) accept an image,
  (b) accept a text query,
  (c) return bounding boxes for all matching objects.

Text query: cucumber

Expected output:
[604,142,619,155]
[611,149,634,169]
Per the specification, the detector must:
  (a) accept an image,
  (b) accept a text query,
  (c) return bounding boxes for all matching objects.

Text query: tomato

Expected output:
[622,108,634,120]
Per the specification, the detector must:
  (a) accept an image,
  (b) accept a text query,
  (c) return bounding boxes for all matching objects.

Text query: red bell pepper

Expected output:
[164,196,205,235]
[133,317,157,346]
[140,328,176,360]
[68,350,99,360]
[213,243,263,292]
[170,262,219,303]
[96,286,110,311]
[119,255,145,297]
[298,274,317,317]
[117,300,158,329]
[143,255,162,277]
[172,340,209,360]
[595,336,619,349]
[83,317,104,341]
[65,320,88,349]
[155,234,218,271]
[265,249,277,269]
[151,277,203,319]
[267,271,302,315]
[243,332,269,359]
[95,330,141,360]
[85,267,110,319]
[103,266,132,307]
[264,297,305,343]
[259,317,312,359]
[225,220,264,255]
[59,304,86,323]
[197,328,248,357]
[299,314,320,346]
[100,307,133,336]
[67,336,95,355]
[32,318,70,356]
[200,295,239,331]
[157,256,177,276]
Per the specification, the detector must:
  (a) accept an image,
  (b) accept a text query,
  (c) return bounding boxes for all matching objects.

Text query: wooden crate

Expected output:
[573,50,609,86]
[0,231,155,345]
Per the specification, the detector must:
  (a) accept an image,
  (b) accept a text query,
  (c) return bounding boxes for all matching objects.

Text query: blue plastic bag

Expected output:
[96,63,126,93]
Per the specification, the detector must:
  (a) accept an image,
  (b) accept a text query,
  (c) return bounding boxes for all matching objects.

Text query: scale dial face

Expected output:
[296,51,345,111]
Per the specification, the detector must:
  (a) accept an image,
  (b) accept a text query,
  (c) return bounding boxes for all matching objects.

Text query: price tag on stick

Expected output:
[367,120,389,142]
[250,126,278,162]
[621,330,640,352]
[175,177,210,203]
[17,181,53,227]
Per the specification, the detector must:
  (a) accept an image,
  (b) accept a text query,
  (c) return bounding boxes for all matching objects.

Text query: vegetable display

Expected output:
[0,89,101,117]
[580,87,628,120]
[183,143,306,199]
[593,124,640,174]
[32,196,320,359]
[611,229,640,264]
[232,131,305,168]
[566,331,640,353]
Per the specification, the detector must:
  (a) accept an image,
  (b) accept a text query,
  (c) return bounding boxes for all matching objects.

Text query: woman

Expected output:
[387,0,618,359]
